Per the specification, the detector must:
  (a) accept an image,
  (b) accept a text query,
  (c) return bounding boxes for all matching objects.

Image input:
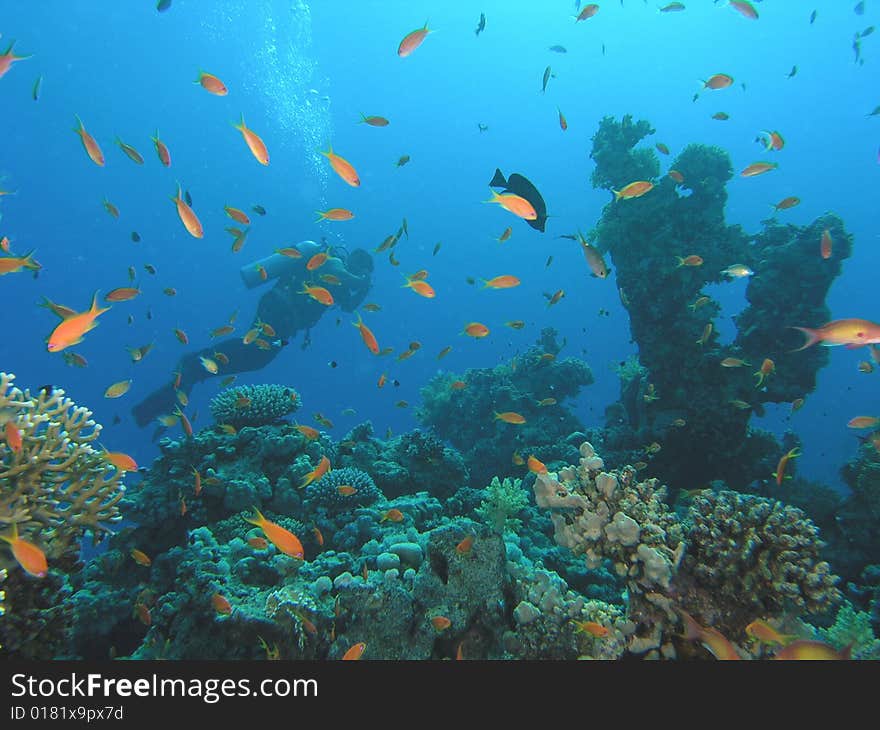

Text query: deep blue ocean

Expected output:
[2,0,877,493]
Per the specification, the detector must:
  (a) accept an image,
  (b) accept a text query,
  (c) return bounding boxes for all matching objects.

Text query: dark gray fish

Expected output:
[252,204,267,215]
[853,34,863,63]
[548,45,567,53]
[184,189,192,206]
[546,255,553,268]
[131,231,141,242]
[433,242,441,256]
[861,25,874,37]
[867,104,880,116]
[855,1,865,16]
[602,43,606,56]
[489,168,547,233]
[787,65,798,78]
[475,13,486,36]
[809,9,817,23]
[157,0,172,11]
[32,75,42,101]
[477,123,489,132]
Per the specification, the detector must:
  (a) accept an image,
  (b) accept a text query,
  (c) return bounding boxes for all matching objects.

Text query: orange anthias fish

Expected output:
[791,319,880,350]
[558,107,568,131]
[172,183,203,238]
[105,287,141,302]
[196,70,228,95]
[244,507,304,559]
[668,169,685,183]
[754,358,775,387]
[224,206,250,225]
[192,467,202,497]
[575,3,600,21]
[337,485,357,497]
[73,115,105,166]
[151,130,171,167]
[212,593,233,615]
[0,251,40,276]
[774,640,852,660]
[741,161,778,178]
[296,424,320,440]
[772,196,800,212]
[528,456,548,475]
[745,619,796,647]
[320,145,360,187]
[105,451,137,471]
[701,73,734,90]
[847,416,880,429]
[757,130,785,152]
[359,114,390,126]
[380,509,404,523]
[677,255,703,268]
[301,284,334,306]
[316,208,355,222]
[463,322,489,338]
[482,275,521,289]
[115,138,144,164]
[820,229,833,260]
[494,411,526,425]
[342,642,366,660]
[47,292,110,352]
[0,40,30,80]
[306,252,329,270]
[678,609,741,660]
[1,523,48,578]
[3,420,22,452]
[572,620,609,638]
[456,535,474,555]
[397,21,432,57]
[431,616,452,631]
[248,536,268,550]
[404,278,436,298]
[729,1,759,20]
[485,190,538,220]
[300,455,331,489]
[233,114,269,165]
[130,548,152,567]
[353,312,379,354]
[773,447,801,486]
[612,181,653,200]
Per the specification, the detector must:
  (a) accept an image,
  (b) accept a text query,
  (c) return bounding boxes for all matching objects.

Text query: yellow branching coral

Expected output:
[0,372,126,564]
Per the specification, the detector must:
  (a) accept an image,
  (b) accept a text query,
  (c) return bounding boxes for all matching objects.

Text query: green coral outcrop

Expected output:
[209,384,301,427]
[476,477,528,535]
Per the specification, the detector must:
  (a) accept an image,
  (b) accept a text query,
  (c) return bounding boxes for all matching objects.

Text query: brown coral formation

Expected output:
[0,372,127,562]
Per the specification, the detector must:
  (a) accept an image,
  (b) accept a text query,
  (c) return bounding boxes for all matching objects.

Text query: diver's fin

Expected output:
[489,168,507,188]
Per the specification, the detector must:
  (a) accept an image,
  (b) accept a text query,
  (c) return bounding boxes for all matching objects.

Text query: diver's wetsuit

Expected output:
[131,241,372,428]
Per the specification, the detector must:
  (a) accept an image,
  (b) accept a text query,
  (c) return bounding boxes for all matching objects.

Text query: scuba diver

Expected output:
[131,240,374,428]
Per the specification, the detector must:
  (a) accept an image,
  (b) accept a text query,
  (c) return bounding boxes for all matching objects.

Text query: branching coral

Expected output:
[0,373,126,560]
[476,477,529,535]
[685,490,840,615]
[209,384,301,427]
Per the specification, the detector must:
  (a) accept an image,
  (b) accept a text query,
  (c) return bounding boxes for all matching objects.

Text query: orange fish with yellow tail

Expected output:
[233,114,269,165]
[772,447,801,486]
[171,183,203,238]
[243,507,304,559]
[47,291,110,353]
[73,115,104,166]
[1,523,48,578]
[791,318,880,351]
[678,609,741,660]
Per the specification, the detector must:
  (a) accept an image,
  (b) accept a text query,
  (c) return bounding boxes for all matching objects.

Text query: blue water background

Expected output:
[0,0,877,493]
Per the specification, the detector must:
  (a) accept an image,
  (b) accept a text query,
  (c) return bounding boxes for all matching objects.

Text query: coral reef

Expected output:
[209,384,301,428]
[417,328,593,488]
[588,117,851,490]
[684,490,841,617]
[532,442,842,656]
[813,600,880,660]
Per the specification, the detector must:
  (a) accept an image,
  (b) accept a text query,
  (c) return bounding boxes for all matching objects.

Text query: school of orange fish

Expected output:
[1,3,878,659]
